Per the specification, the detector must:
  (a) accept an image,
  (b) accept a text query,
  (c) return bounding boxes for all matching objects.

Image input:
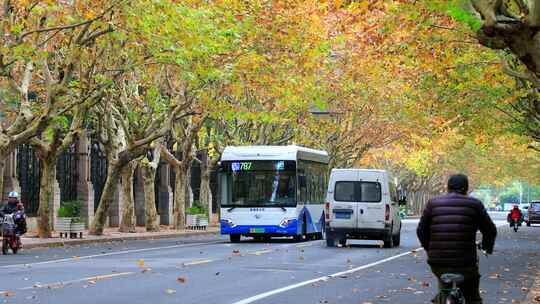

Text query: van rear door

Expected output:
[328,171,358,229]
[356,175,385,230]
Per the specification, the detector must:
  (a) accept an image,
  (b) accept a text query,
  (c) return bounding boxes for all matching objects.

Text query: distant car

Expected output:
[526,201,540,226]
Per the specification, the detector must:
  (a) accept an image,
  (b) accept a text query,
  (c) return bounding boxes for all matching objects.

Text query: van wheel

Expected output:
[383,226,394,248]
[326,238,335,247]
[392,232,401,247]
[230,234,241,243]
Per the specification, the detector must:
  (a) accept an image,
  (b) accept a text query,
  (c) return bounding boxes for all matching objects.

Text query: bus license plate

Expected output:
[250,228,265,233]
[335,212,351,219]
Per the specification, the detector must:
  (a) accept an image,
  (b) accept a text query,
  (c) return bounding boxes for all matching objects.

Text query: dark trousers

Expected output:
[430,265,482,304]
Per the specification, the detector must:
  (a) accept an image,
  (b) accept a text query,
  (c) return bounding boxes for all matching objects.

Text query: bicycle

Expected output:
[435,244,488,304]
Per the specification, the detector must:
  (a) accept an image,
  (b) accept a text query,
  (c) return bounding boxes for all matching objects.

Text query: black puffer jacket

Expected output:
[417,192,497,267]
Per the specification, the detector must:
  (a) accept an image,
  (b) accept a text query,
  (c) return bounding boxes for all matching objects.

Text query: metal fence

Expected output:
[16,144,41,216]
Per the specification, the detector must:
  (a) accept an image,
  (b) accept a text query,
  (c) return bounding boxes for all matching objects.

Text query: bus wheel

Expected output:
[230,234,241,243]
[326,238,335,247]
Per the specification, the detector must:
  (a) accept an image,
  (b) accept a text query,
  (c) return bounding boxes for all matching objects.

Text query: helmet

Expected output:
[8,191,19,199]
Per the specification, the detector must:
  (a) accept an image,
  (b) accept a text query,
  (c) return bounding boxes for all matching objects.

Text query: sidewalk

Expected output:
[21,226,220,249]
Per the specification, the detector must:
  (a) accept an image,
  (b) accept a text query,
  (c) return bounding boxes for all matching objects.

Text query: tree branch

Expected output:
[18,1,120,41]
[160,144,181,167]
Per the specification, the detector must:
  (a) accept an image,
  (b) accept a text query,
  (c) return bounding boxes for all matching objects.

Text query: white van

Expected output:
[325,169,404,248]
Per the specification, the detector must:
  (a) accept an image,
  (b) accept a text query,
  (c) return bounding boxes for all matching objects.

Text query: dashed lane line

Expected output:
[182,259,214,266]
[0,241,225,269]
[19,272,135,290]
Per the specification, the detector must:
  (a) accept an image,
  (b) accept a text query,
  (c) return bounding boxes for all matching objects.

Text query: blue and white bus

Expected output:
[218,145,329,242]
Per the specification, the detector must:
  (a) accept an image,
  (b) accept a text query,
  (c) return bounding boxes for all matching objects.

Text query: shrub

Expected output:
[186,205,207,215]
[58,201,81,218]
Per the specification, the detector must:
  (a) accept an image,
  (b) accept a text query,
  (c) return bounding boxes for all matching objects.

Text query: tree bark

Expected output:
[200,166,211,212]
[37,157,56,238]
[199,157,218,219]
[173,167,188,230]
[141,161,160,232]
[90,162,121,235]
[119,161,137,233]
[0,157,5,202]
[186,164,193,208]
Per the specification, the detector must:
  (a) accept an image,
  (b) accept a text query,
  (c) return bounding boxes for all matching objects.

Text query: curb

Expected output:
[22,230,219,250]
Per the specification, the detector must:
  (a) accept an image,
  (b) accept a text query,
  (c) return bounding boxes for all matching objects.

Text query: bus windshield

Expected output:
[221,161,296,208]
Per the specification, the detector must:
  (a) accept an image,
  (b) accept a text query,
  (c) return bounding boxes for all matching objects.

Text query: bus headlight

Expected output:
[221,219,236,228]
[279,218,296,228]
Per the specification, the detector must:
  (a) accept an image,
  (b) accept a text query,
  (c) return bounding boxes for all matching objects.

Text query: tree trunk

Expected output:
[90,163,121,235]
[119,161,137,233]
[141,162,160,232]
[199,159,214,219]
[37,157,56,238]
[186,165,193,208]
[0,157,5,202]
[173,166,188,230]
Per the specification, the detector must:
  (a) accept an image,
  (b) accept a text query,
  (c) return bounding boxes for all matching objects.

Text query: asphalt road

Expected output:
[0,218,538,304]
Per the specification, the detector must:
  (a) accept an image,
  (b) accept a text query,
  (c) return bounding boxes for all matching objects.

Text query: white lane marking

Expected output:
[249,250,273,256]
[232,247,424,304]
[182,259,214,266]
[0,241,224,269]
[19,272,135,290]
[247,268,295,273]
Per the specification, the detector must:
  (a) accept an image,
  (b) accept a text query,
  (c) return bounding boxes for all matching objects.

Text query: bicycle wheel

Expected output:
[445,295,458,304]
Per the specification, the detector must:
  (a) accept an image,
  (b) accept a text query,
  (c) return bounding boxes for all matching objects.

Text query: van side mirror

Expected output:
[298,176,306,188]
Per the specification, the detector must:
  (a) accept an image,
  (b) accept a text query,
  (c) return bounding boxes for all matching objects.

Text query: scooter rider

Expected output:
[0,191,21,218]
[1,191,27,235]
[507,204,523,228]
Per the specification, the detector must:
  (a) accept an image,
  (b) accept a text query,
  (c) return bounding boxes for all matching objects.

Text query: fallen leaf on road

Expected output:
[521,287,529,292]
[72,256,80,260]
[176,277,186,284]
[165,289,176,295]
[141,268,152,273]
[421,281,430,288]
[489,273,501,279]
[232,250,241,256]
[215,272,220,276]
[137,259,145,268]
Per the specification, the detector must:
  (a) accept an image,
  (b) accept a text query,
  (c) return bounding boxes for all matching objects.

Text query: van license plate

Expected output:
[335,212,351,219]
[250,228,265,233]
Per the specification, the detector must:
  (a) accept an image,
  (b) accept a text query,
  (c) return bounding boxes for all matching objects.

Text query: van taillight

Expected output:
[325,202,330,221]
[385,204,390,221]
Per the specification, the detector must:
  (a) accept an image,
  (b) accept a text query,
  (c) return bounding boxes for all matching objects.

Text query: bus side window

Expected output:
[298,173,307,204]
